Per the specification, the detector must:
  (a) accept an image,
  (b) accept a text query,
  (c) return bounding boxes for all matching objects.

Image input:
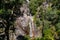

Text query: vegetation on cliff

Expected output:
[0,0,60,40]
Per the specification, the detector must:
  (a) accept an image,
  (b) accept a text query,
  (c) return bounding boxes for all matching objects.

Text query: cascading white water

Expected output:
[26,0,29,3]
[29,16,34,37]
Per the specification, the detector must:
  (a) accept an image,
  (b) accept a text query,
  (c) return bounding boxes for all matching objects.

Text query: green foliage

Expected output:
[43,29,54,40]
[56,23,60,30]
[34,18,41,27]
[0,9,4,14]
[30,0,60,40]
[29,0,44,15]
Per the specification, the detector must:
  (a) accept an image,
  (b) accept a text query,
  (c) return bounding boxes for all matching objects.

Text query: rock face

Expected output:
[15,2,37,37]
[15,12,37,38]
[15,14,30,36]
[14,1,40,40]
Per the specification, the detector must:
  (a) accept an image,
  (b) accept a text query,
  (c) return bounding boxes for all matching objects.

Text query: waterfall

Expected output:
[14,1,38,40]
[29,16,34,37]
[26,0,29,3]
[9,0,43,40]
